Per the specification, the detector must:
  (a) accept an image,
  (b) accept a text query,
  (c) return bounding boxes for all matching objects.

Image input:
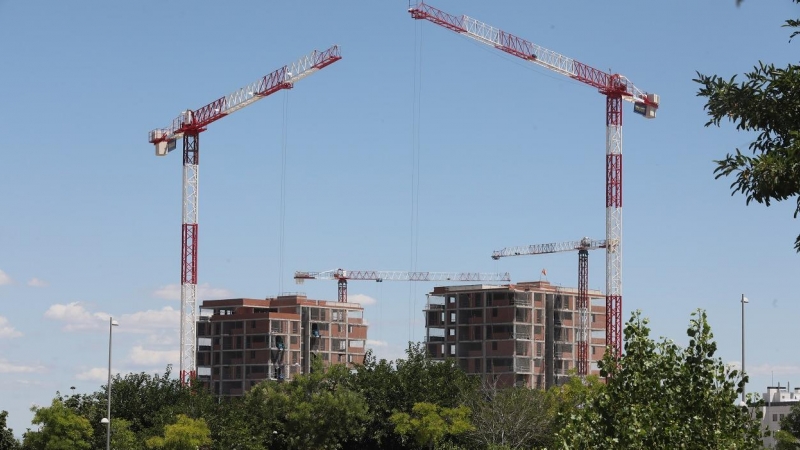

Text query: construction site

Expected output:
[145,1,659,393]
[195,294,368,396]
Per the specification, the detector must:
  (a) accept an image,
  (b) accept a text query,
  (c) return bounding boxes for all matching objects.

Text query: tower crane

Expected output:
[294,269,511,303]
[409,3,659,355]
[148,46,342,383]
[492,237,606,376]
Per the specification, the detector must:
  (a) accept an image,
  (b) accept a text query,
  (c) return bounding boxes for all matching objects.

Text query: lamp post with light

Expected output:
[100,317,118,450]
[741,294,748,404]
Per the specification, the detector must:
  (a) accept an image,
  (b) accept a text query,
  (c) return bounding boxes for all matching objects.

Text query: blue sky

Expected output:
[1,0,798,437]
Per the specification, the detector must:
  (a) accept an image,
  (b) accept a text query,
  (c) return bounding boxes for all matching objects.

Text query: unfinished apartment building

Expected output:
[425,281,606,389]
[195,293,367,397]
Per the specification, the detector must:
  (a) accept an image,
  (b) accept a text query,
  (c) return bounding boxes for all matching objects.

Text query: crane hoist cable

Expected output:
[409,16,425,342]
[278,90,290,294]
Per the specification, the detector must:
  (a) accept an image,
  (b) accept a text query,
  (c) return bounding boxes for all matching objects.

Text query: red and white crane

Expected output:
[492,237,606,376]
[148,46,342,383]
[409,3,659,355]
[294,269,511,303]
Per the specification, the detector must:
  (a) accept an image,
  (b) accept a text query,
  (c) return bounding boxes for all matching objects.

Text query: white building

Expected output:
[760,385,800,448]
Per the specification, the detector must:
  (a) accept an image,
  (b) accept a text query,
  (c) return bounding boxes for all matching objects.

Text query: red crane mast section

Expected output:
[295,269,512,303]
[492,238,606,376]
[148,45,342,384]
[410,2,659,356]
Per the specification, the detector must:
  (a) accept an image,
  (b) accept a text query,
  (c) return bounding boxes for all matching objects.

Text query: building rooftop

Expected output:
[429,280,604,296]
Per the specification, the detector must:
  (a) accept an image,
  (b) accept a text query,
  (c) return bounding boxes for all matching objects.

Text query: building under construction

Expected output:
[425,281,606,389]
[195,294,367,397]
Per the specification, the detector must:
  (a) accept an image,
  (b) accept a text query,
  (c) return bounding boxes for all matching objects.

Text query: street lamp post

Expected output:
[741,294,749,404]
[102,317,119,450]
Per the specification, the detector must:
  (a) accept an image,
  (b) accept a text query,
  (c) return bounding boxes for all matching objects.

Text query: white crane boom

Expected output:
[492,238,607,260]
[148,45,342,155]
[295,268,511,303]
[295,269,511,283]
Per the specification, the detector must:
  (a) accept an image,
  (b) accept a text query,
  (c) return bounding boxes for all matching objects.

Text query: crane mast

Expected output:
[295,269,511,303]
[410,2,659,356]
[149,46,342,384]
[492,238,605,376]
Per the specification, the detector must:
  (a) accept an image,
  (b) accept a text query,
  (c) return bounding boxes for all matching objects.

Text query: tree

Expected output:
[0,411,20,450]
[103,366,210,435]
[548,371,605,425]
[348,344,476,450]
[110,418,141,450]
[462,378,555,449]
[557,309,764,449]
[776,428,800,449]
[22,399,93,450]
[204,398,265,450]
[243,361,370,450]
[694,1,800,252]
[777,401,800,448]
[390,402,473,450]
[145,414,211,450]
[75,366,216,448]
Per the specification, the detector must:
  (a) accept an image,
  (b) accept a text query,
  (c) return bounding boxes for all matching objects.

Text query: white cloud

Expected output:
[44,302,109,331]
[119,307,179,332]
[153,283,233,301]
[0,316,22,338]
[0,270,13,286]
[367,339,388,347]
[0,358,45,374]
[27,277,48,287]
[13,379,46,387]
[744,363,800,377]
[44,302,181,333]
[129,346,179,367]
[76,367,119,382]
[144,331,178,347]
[153,284,180,300]
[349,294,377,306]
[369,343,409,363]
[45,303,180,334]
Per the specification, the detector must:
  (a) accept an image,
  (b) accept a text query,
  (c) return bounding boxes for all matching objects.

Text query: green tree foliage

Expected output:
[145,414,211,450]
[244,361,369,450]
[0,411,20,450]
[548,372,604,427]
[558,310,763,449]
[110,418,140,450]
[22,399,93,450]
[104,366,214,438]
[776,428,800,449]
[349,344,476,449]
[56,366,215,449]
[462,378,556,449]
[204,398,265,450]
[390,402,473,450]
[777,401,800,449]
[694,1,800,251]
